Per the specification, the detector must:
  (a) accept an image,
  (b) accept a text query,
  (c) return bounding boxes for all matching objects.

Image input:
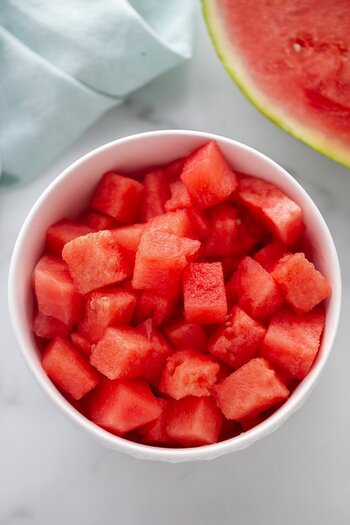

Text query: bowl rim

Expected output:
[8,129,342,462]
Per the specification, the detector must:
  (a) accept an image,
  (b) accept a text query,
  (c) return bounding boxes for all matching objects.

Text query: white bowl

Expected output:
[8,130,341,462]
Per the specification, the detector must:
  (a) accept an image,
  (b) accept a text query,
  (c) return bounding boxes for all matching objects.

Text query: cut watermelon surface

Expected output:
[32,140,331,448]
[202,0,350,167]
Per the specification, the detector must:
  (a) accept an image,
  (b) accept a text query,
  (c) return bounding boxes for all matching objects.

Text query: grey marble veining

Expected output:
[1,15,350,525]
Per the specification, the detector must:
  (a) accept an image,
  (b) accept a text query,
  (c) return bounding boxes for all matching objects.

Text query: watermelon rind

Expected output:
[202,0,350,168]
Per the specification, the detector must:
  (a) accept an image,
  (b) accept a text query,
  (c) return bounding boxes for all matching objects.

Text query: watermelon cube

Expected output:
[146,209,193,238]
[186,207,210,240]
[111,224,144,252]
[204,203,239,257]
[91,172,144,223]
[160,349,220,400]
[45,219,93,256]
[33,312,71,339]
[140,170,170,222]
[181,141,237,209]
[79,210,116,230]
[139,398,171,445]
[232,209,267,256]
[226,256,283,321]
[254,240,289,272]
[62,230,131,295]
[271,253,331,314]
[219,418,242,441]
[79,288,136,343]
[90,327,152,380]
[164,319,208,352]
[34,255,83,325]
[213,358,289,420]
[165,396,223,446]
[260,308,325,379]
[132,230,200,296]
[208,305,266,368]
[183,262,227,324]
[133,289,178,327]
[161,158,186,181]
[42,337,99,400]
[165,180,192,212]
[137,319,174,386]
[89,378,162,435]
[238,175,304,245]
[70,331,92,356]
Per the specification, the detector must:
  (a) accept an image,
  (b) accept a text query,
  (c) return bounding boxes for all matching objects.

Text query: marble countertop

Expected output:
[1,14,350,525]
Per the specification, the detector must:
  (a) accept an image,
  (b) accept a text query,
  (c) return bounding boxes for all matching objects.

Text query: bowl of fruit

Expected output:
[8,130,341,462]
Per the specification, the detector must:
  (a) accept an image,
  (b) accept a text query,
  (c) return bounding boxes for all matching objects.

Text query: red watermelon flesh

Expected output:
[165,396,223,446]
[159,349,220,400]
[79,210,116,231]
[186,207,210,240]
[260,308,325,379]
[140,170,170,222]
[164,319,208,352]
[137,319,174,386]
[70,331,92,356]
[213,357,289,420]
[208,305,266,369]
[146,209,193,238]
[181,141,237,209]
[139,398,171,445]
[42,337,99,400]
[227,256,283,321]
[204,203,239,257]
[271,252,331,314]
[92,172,144,223]
[165,180,192,212]
[79,289,136,343]
[34,255,83,325]
[46,219,93,256]
[111,224,144,252]
[62,230,131,295]
[33,311,71,339]
[254,240,289,272]
[88,378,161,435]
[183,262,227,324]
[90,327,152,380]
[133,290,178,327]
[238,176,304,245]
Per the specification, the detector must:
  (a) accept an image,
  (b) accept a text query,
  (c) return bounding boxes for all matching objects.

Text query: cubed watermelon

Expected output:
[133,290,178,327]
[91,172,144,223]
[183,262,227,324]
[254,240,289,272]
[213,358,289,420]
[79,210,116,231]
[89,378,161,435]
[139,398,171,445]
[90,327,152,380]
[165,180,192,212]
[204,203,239,257]
[238,175,304,245]
[146,209,193,238]
[42,337,99,400]
[219,418,242,441]
[79,288,136,343]
[137,319,174,386]
[45,219,93,256]
[165,396,223,446]
[208,305,266,368]
[160,349,220,400]
[70,331,92,356]
[271,253,331,314]
[226,256,283,321]
[181,141,237,209]
[34,255,83,325]
[260,308,325,379]
[62,230,131,295]
[132,230,200,296]
[111,224,144,252]
[164,319,208,352]
[33,312,71,339]
[140,170,170,222]
[186,207,210,240]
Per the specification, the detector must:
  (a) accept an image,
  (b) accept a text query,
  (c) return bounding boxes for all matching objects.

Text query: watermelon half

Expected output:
[202,0,350,167]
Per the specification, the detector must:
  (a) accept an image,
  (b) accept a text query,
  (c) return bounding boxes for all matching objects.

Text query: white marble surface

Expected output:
[1,13,350,525]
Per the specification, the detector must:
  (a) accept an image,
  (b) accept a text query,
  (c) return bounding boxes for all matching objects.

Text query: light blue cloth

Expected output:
[0,0,195,187]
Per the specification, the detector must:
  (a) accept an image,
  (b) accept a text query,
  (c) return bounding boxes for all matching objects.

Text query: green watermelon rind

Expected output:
[202,0,350,168]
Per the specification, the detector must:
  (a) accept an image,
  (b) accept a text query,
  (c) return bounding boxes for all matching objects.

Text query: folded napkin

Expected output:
[0,0,195,187]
